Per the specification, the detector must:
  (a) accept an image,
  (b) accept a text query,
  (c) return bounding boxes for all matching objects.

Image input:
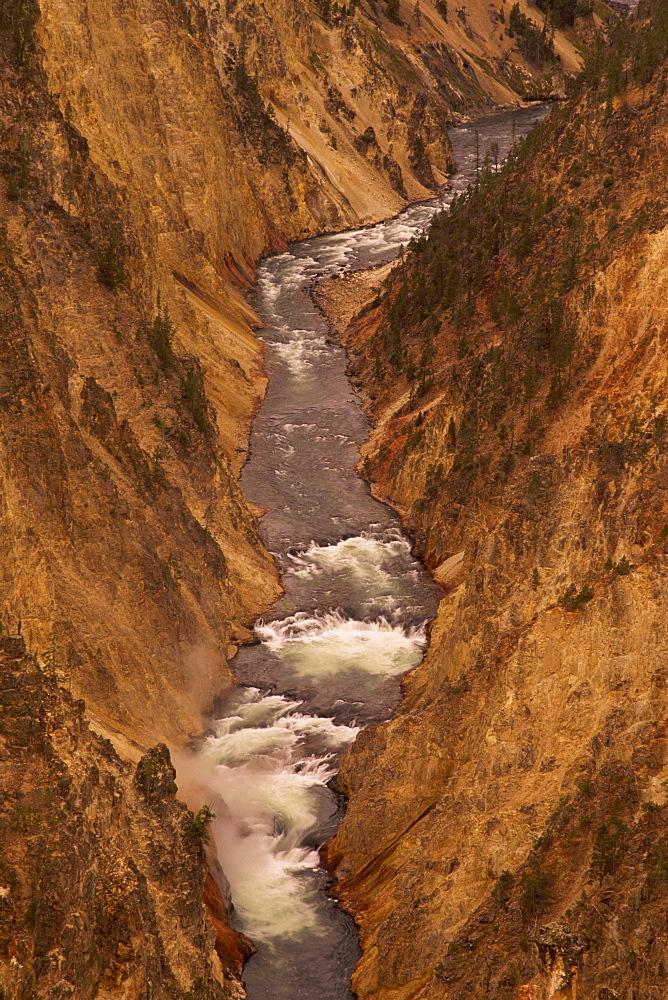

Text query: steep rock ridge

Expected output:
[0,635,249,999]
[322,3,668,996]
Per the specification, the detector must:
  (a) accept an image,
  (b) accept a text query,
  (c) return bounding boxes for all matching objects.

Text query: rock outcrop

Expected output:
[321,3,668,995]
[0,636,248,999]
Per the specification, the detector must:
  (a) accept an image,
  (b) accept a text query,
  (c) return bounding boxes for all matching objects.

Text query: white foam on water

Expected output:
[282,422,318,433]
[175,688,358,946]
[256,272,282,307]
[316,246,349,265]
[255,610,426,677]
[285,327,316,343]
[326,230,361,243]
[285,531,413,601]
[274,337,328,375]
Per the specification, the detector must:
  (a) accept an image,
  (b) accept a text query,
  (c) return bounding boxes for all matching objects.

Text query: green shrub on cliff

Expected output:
[491,870,514,909]
[559,584,594,611]
[612,555,631,575]
[96,226,126,290]
[588,800,628,883]
[0,0,40,66]
[580,0,668,94]
[187,805,216,844]
[535,0,587,27]
[183,978,216,1000]
[646,837,668,893]
[519,859,557,916]
[386,0,403,24]
[147,307,176,372]
[181,367,208,433]
[508,4,556,65]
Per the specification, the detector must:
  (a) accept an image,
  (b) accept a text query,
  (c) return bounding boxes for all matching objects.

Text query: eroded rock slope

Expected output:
[0,635,252,999]
[0,0,587,993]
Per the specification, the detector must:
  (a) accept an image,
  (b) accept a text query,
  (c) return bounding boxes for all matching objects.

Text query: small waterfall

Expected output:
[255,611,427,678]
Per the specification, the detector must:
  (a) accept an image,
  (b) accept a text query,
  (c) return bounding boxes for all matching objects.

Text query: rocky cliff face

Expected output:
[1,13,284,752]
[1,0,583,759]
[192,0,584,221]
[321,4,668,996]
[0,0,589,993]
[0,636,251,1000]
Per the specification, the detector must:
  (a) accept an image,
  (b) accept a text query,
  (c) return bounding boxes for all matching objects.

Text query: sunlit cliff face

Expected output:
[0,0,589,996]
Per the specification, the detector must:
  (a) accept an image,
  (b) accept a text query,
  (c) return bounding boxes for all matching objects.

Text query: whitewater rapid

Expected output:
[176,104,551,1000]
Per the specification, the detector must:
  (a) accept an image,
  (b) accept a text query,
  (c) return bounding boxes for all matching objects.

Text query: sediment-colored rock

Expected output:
[0,0,591,991]
[0,637,246,999]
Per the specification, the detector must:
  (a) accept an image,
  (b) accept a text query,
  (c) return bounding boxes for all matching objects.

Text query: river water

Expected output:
[178,104,550,1000]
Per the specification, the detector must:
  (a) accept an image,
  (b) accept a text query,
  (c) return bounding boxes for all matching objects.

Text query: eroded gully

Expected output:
[176,104,550,1000]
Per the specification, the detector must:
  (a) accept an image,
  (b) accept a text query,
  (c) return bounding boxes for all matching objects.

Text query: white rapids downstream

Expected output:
[176,105,550,999]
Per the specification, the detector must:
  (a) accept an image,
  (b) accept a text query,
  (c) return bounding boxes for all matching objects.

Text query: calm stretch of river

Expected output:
[179,105,549,1000]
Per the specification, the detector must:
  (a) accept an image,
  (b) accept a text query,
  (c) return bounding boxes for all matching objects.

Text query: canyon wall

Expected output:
[192,0,584,220]
[1,0,583,764]
[0,635,252,1000]
[323,4,668,996]
[0,0,588,994]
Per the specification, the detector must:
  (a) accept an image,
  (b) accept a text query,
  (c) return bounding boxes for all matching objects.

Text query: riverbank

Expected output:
[182,104,553,1000]
[177,193,447,1000]
[313,262,396,345]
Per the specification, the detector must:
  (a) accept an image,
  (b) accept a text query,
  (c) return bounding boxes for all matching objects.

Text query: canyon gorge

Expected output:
[2,0,667,998]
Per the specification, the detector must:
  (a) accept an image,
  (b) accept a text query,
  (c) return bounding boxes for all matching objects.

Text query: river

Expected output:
[177,103,550,1000]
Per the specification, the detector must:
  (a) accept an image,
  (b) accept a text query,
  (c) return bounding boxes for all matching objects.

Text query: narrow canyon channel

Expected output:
[178,104,550,1000]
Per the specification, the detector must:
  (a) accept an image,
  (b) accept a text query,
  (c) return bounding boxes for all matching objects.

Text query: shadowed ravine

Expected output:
[176,105,550,1000]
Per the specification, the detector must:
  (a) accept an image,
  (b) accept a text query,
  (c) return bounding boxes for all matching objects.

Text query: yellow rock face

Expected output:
[0,0,582,754]
[1,0,292,750]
